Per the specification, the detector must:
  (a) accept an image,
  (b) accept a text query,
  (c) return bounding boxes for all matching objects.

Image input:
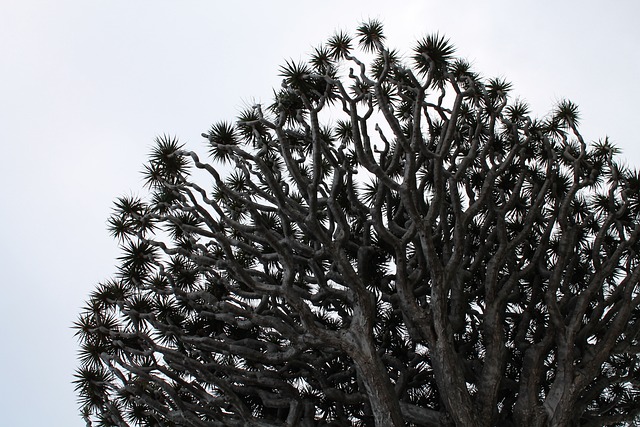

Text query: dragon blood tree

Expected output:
[75,21,640,427]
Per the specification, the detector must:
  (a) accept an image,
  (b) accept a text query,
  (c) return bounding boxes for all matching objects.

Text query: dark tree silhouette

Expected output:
[75,21,640,427]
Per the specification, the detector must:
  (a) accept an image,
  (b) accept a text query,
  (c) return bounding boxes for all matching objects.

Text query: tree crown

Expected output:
[75,21,640,427]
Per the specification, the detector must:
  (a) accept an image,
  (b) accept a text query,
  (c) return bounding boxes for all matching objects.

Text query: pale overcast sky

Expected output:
[1,1,639,426]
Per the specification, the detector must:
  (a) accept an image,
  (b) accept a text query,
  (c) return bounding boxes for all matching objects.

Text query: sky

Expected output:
[1,1,639,425]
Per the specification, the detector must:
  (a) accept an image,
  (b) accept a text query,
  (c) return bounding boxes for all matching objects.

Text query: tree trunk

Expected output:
[345,328,405,426]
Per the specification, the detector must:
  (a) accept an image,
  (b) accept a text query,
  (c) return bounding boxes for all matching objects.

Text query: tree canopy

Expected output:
[75,21,640,427]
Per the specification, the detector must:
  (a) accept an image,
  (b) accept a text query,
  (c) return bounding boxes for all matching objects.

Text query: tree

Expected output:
[74,21,640,427]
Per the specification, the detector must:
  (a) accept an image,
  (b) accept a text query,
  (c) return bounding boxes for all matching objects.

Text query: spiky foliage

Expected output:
[76,20,640,427]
